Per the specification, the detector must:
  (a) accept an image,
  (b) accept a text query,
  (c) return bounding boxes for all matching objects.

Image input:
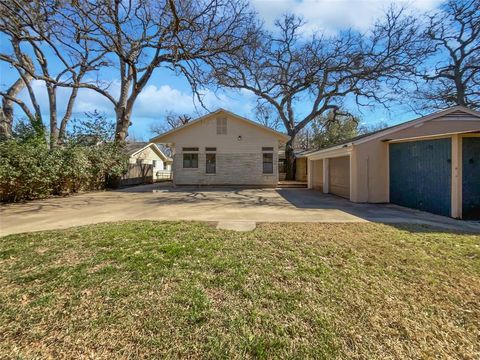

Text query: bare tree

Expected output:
[46,0,257,142]
[0,1,103,147]
[254,103,281,130]
[211,9,423,179]
[413,0,480,110]
[150,111,192,136]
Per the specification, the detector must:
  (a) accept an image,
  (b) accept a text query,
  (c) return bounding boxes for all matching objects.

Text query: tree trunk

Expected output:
[0,76,31,139]
[455,74,467,107]
[58,87,80,144]
[285,137,296,181]
[115,106,132,142]
[0,108,9,140]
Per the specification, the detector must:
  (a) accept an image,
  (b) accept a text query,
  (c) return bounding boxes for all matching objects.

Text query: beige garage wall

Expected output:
[310,160,323,190]
[352,141,389,203]
[329,156,350,198]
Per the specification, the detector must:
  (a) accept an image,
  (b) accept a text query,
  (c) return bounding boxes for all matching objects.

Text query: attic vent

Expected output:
[217,117,227,135]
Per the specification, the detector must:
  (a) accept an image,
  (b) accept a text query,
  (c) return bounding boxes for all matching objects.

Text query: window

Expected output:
[262,147,274,151]
[183,153,198,168]
[216,117,227,135]
[205,147,217,152]
[263,153,273,174]
[182,147,199,152]
[206,153,216,174]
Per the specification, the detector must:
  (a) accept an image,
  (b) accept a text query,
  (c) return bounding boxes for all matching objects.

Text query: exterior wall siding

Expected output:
[352,141,389,202]
[173,152,278,186]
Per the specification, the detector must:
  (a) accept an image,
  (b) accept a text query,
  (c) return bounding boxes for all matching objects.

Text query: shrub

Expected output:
[0,139,127,202]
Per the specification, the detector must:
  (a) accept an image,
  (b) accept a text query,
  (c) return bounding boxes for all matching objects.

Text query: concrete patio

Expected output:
[1,183,478,236]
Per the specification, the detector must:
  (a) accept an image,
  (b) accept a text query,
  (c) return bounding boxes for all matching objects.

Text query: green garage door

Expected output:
[389,138,451,216]
[462,137,480,219]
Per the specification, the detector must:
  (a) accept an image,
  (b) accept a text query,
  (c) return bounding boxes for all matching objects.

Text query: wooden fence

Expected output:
[120,163,153,186]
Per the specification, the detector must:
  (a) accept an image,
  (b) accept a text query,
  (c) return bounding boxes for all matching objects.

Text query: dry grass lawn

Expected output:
[0,221,479,359]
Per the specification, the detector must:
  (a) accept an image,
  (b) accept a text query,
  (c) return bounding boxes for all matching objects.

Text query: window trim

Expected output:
[262,152,274,174]
[182,147,199,152]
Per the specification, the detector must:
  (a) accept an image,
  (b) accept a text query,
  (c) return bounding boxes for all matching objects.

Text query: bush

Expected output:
[0,139,127,202]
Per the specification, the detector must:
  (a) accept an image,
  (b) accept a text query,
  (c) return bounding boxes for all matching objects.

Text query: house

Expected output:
[305,106,480,219]
[149,109,289,186]
[125,142,173,181]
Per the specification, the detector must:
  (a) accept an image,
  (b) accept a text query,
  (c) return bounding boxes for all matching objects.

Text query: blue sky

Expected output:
[0,0,444,140]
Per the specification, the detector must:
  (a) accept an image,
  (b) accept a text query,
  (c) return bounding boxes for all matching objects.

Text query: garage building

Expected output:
[306,106,480,219]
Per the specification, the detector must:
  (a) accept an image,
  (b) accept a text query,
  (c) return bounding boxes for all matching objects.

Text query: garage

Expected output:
[329,156,350,199]
[306,106,480,219]
[462,137,480,219]
[389,139,452,217]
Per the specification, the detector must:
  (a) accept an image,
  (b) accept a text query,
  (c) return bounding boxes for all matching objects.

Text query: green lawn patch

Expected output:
[0,222,479,359]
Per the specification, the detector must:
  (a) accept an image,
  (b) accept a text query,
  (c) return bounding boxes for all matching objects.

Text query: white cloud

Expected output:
[15,80,256,125]
[252,0,443,34]
[133,84,252,119]
[133,84,201,117]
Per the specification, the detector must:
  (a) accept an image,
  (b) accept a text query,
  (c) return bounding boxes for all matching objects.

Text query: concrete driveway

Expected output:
[1,183,478,236]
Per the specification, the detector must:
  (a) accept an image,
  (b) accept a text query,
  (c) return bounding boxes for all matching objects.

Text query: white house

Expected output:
[125,142,173,181]
[150,109,289,186]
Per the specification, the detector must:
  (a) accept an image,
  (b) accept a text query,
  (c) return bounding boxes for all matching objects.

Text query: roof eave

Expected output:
[149,109,289,143]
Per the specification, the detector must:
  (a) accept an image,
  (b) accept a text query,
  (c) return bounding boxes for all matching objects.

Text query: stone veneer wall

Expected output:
[173,152,278,186]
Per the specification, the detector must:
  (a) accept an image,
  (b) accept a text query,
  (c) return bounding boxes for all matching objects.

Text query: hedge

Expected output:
[0,139,127,202]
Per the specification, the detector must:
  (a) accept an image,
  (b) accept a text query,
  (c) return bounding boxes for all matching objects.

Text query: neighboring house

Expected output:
[305,106,480,219]
[150,109,289,186]
[125,142,173,181]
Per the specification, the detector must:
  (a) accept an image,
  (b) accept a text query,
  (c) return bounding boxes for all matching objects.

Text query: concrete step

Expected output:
[276,181,308,189]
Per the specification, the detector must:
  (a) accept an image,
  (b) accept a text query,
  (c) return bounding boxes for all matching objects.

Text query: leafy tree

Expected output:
[310,111,360,149]
[69,111,116,145]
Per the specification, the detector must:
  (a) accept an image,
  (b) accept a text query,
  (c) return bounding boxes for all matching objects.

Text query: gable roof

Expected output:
[149,108,290,143]
[124,142,172,162]
[306,106,480,157]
